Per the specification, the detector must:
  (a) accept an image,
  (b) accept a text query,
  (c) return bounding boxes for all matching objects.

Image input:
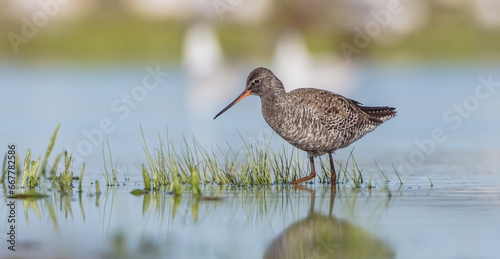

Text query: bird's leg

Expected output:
[291,156,316,184]
[329,153,337,184]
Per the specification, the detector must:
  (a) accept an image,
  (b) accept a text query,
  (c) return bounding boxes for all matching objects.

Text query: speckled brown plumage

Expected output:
[214,67,396,184]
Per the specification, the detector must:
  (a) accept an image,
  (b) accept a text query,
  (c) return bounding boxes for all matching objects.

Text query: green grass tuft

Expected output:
[53,151,74,194]
[141,164,152,190]
[136,129,397,188]
[21,150,42,189]
[190,168,201,197]
[375,161,389,182]
[102,137,119,186]
[1,153,7,183]
[391,162,403,185]
[40,124,60,177]
[78,163,85,193]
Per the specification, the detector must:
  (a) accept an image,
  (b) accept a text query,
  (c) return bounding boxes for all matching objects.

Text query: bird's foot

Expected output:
[290,174,316,185]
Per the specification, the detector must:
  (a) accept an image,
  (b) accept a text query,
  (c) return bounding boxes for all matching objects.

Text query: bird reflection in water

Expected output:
[263,186,394,259]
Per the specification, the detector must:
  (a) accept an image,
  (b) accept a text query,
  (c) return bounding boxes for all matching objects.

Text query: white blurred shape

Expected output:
[184,23,223,78]
[7,0,98,21]
[125,0,196,20]
[221,0,272,24]
[332,0,429,39]
[271,31,357,95]
[473,0,500,28]
[183,23,238,117]
[192,0,271,24]
[385,1,429,35]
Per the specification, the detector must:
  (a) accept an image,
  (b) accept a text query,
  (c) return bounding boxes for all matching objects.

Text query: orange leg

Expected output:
[291,156,316,184]
[329,153,337,184]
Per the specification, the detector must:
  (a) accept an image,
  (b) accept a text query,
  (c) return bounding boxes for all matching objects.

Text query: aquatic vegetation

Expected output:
[40,124,60,177]
[7,191,48,199]
[140,126,170,189]
[0,124,85,196]
[138,129,401,188]
[103,137,119,186]
[21,149,41,188]
[141,164,152,190]
[141,130,283,186]
[391,162,403,185]
[95,180,102,195]
[375,161,390,182]
[428,175,434,187]
[78,163,85,193]
[49,153,63,182]
[190,169,201,197]
[53,151,74,194]
[170,166,181,196]
[1,154,6,182]
[338,150,364,188]
[18,124,61,189]
[2,124,401,203]
[130,189,146,196]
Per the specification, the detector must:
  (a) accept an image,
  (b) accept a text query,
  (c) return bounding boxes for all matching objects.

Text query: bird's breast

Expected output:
[261,101,334,154]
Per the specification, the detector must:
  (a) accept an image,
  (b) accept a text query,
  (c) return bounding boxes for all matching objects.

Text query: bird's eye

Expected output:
[252,79,261,84]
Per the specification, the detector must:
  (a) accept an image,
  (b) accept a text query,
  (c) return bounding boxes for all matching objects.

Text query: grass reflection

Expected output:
[5,182,400,258]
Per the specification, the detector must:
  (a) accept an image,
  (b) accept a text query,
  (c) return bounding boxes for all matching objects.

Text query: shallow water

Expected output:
[2,177,500,259]
[1,63,500,258]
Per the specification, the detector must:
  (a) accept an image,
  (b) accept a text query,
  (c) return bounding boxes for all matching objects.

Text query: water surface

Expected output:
[1,63,500,258]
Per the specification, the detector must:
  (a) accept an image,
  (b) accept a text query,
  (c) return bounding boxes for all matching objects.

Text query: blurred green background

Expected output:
[1,0,500,64]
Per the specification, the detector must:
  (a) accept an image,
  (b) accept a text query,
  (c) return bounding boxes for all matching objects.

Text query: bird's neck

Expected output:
[262,87,286,103]
[260,89,287,118]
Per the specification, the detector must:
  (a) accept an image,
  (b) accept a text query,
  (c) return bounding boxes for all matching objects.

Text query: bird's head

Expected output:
[213,67,284,120]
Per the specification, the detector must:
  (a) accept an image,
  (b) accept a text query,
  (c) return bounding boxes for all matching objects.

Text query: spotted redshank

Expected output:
[214,67,396,184]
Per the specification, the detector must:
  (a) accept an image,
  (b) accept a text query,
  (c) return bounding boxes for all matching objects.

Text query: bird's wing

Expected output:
[288,88,365,131]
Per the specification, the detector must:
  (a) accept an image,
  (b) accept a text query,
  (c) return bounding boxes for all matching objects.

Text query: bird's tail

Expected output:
[360,106,397,124]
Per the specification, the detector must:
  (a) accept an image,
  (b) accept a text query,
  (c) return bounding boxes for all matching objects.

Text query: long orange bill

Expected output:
[213,90,251,120]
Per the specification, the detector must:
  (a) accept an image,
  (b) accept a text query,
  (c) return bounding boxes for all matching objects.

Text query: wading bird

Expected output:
[214,68,396,184]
